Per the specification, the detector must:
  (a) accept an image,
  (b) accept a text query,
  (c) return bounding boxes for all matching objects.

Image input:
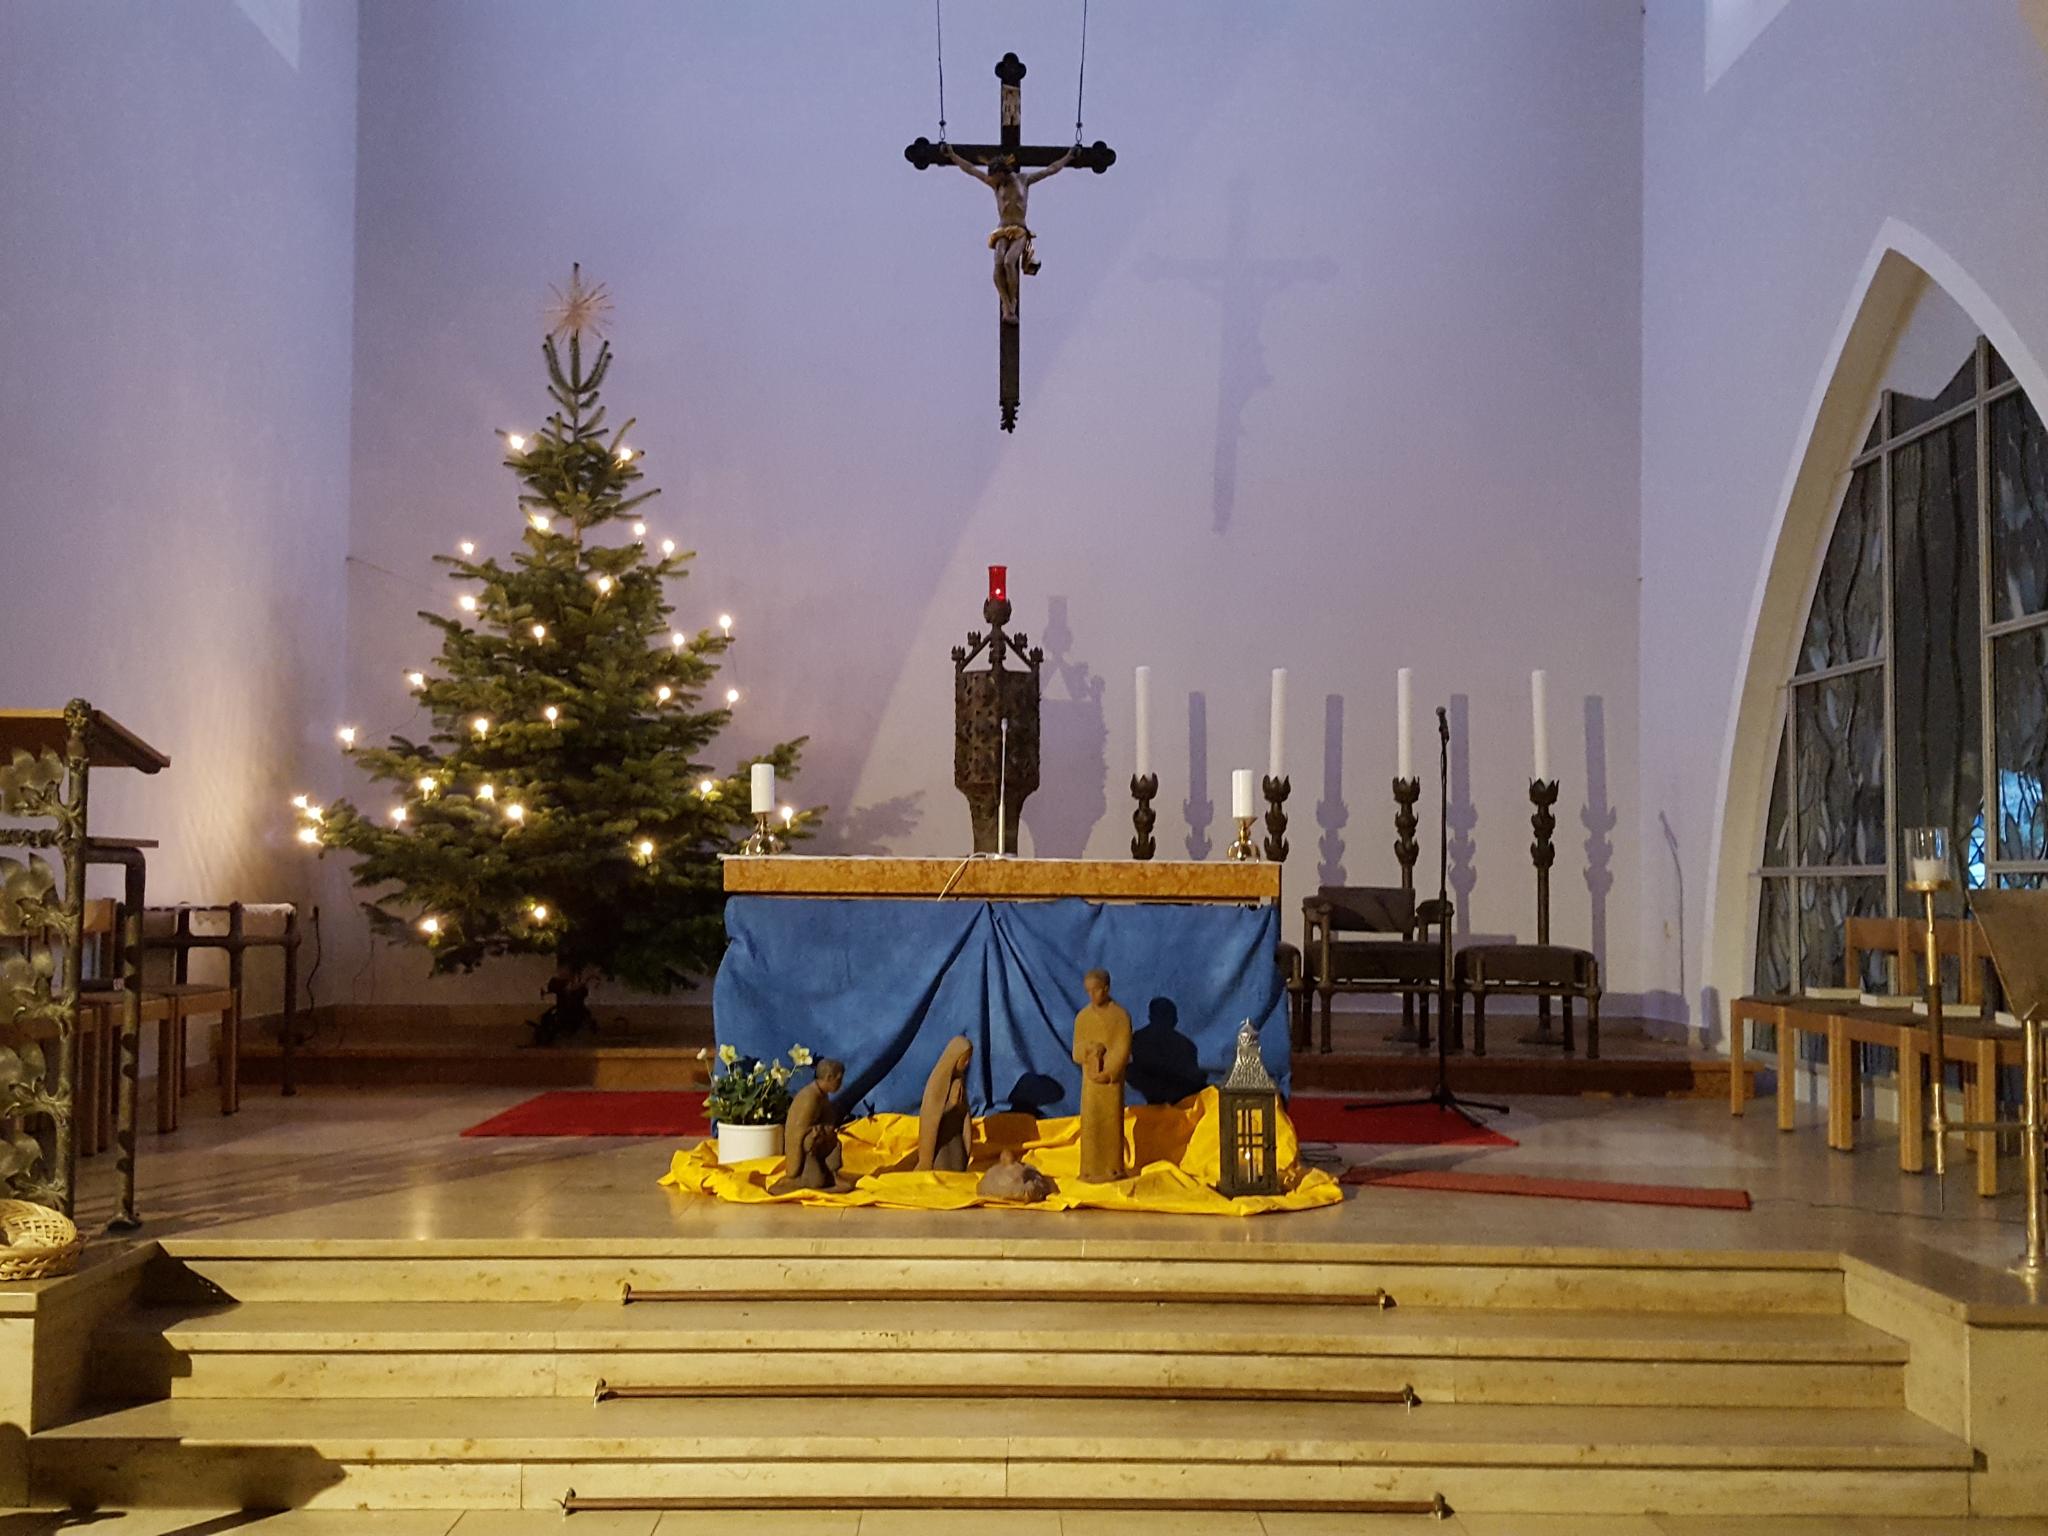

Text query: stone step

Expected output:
[91,1298,1906,1408]
[152,1238,1847,1313]
[28,1394,1974,1516]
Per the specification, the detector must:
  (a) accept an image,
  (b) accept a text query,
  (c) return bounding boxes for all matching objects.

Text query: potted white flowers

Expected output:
[703,1042,814,1164]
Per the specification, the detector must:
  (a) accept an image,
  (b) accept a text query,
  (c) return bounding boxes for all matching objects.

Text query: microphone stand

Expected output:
[1345,705,1506,1125]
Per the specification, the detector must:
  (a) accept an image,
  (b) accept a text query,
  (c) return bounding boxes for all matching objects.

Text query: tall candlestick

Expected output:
[1531,669,1551,782]
[1232,768,1256,820]
[1396,668,1414,781]
[1268,669,1287,778]
[751,762,775,815]
[1134,665,1152,778]
[987,564,1007,603]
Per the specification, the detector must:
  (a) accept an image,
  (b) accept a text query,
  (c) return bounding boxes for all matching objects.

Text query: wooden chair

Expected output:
[74,900,175,1146]
[1300,886,1445,1055]
[143,907,242,1125]
[1844,915,1917,995]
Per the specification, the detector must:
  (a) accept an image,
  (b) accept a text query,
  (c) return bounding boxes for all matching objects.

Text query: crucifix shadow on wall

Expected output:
[1019,596,1107,857]
[1141,174,1335,535]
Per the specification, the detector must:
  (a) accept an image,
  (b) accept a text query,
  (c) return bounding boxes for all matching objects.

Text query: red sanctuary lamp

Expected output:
[987,565,1007,603]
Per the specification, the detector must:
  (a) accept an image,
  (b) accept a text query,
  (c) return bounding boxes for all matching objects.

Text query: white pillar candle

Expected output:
[1396,668,1414,781]
[1134,665,1152,779]
[1531,670,1551,782]
[1232,768,1256,820]
[750,762,775,814]
[1910,855,1949,886]
[1268,669,1287,779]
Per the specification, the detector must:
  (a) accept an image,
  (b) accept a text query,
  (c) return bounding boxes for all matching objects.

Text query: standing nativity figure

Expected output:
[772,1057,855,1194]
[916,1036,975,1172]
[944,145,1074,324]
[1072,968,1132,1182]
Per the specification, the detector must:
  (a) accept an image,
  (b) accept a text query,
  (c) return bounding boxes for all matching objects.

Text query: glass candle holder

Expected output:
[1906,826,1952,889]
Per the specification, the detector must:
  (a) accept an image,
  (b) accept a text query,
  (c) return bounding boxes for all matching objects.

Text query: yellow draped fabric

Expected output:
[659,1087,1343,1217]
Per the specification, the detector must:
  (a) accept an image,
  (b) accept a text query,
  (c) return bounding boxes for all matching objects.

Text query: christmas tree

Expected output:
[308,268,812,1039]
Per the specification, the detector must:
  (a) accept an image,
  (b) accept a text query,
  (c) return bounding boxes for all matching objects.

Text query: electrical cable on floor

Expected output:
[1749,1194,2026,1226]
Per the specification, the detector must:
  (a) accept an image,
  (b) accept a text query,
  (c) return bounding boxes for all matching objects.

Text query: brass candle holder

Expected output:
[1227,816,1257,862]
[1905,826,1955,1178]
[739,812,782,857]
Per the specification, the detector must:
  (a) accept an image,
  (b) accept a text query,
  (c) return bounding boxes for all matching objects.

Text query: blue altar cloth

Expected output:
[714,896,1291,1119]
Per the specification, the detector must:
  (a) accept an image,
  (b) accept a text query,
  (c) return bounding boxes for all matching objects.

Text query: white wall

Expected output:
[1640,0,2048,1031]
[0,0,359,940]
[333,0,1646,1005]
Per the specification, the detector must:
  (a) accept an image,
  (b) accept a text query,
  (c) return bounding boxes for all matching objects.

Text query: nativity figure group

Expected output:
[767,967,1135,1200]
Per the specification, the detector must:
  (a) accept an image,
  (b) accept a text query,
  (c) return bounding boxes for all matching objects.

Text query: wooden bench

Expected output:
[1730,994,2021,1195]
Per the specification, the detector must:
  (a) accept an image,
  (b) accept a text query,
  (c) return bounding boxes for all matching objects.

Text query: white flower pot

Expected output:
[715,1121,782,1165]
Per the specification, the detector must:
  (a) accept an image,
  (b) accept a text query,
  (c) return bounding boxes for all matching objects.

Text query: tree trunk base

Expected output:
[532,967,595,1047]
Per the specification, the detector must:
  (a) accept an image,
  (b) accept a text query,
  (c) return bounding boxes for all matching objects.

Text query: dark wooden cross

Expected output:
[907,52,1116,431]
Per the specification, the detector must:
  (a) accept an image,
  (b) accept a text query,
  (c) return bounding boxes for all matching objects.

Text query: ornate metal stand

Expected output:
[1937,888,2048,1264]
[1130,773,1158,861]
[1261,775,1290,863]
[1227,816,1257,863]
[0,703,167,1226]
[1388,776,1424,1046]
[1520,779,1563,1048]
[952,593,1043,853]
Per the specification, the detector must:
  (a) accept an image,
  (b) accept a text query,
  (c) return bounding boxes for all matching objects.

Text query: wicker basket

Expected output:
[0,1198,82,1281]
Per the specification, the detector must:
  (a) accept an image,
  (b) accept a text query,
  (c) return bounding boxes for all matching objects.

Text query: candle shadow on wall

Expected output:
[1020,596,1107,858]
[1184,692,1214,860]
[1140,174,1336,536]
[813,793,925,855]
[1317,694,1348,886]
[1581,695,1615,967]
[1447,694,1478,939]
[1649,809,1691,1030]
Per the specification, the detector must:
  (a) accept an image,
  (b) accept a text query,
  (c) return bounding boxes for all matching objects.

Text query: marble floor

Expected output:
[5,1507,2048,1535]
[58,1077,2048,1309]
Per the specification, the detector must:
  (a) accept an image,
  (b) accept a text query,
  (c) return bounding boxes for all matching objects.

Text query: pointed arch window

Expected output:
[1757,337,2048,994]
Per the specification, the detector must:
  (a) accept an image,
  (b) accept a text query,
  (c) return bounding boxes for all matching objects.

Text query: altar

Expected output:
[717,856,1290,1119]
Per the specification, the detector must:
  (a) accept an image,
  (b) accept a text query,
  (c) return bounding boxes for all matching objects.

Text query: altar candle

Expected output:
[1531,670,1551,782]
[1134,665,1152,779]
[988,565,1007,602]
[1268,668,1287,779]
[1232,768,1256,820]
[1396,668,1414,781]
[751,762,775,815]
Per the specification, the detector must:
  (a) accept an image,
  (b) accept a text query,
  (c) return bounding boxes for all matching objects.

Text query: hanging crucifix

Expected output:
[907,52,1116,431]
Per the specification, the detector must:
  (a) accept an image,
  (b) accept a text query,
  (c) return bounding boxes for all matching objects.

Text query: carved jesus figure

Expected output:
[944,145,1075,324]
[1072,967,1132,1182]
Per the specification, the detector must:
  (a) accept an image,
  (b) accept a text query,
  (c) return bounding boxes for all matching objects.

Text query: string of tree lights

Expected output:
[294,267,817,1041]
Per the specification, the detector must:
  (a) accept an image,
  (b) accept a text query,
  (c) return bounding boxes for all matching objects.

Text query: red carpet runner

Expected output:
[462,1090,711,1138]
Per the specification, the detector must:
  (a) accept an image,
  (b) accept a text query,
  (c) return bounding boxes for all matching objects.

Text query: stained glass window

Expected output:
[1991,391,2048,624]
[1994,628,2048,863]
[1799,463,1884,674]
[1793,672,1886,867]
[1755,337,2048,994]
